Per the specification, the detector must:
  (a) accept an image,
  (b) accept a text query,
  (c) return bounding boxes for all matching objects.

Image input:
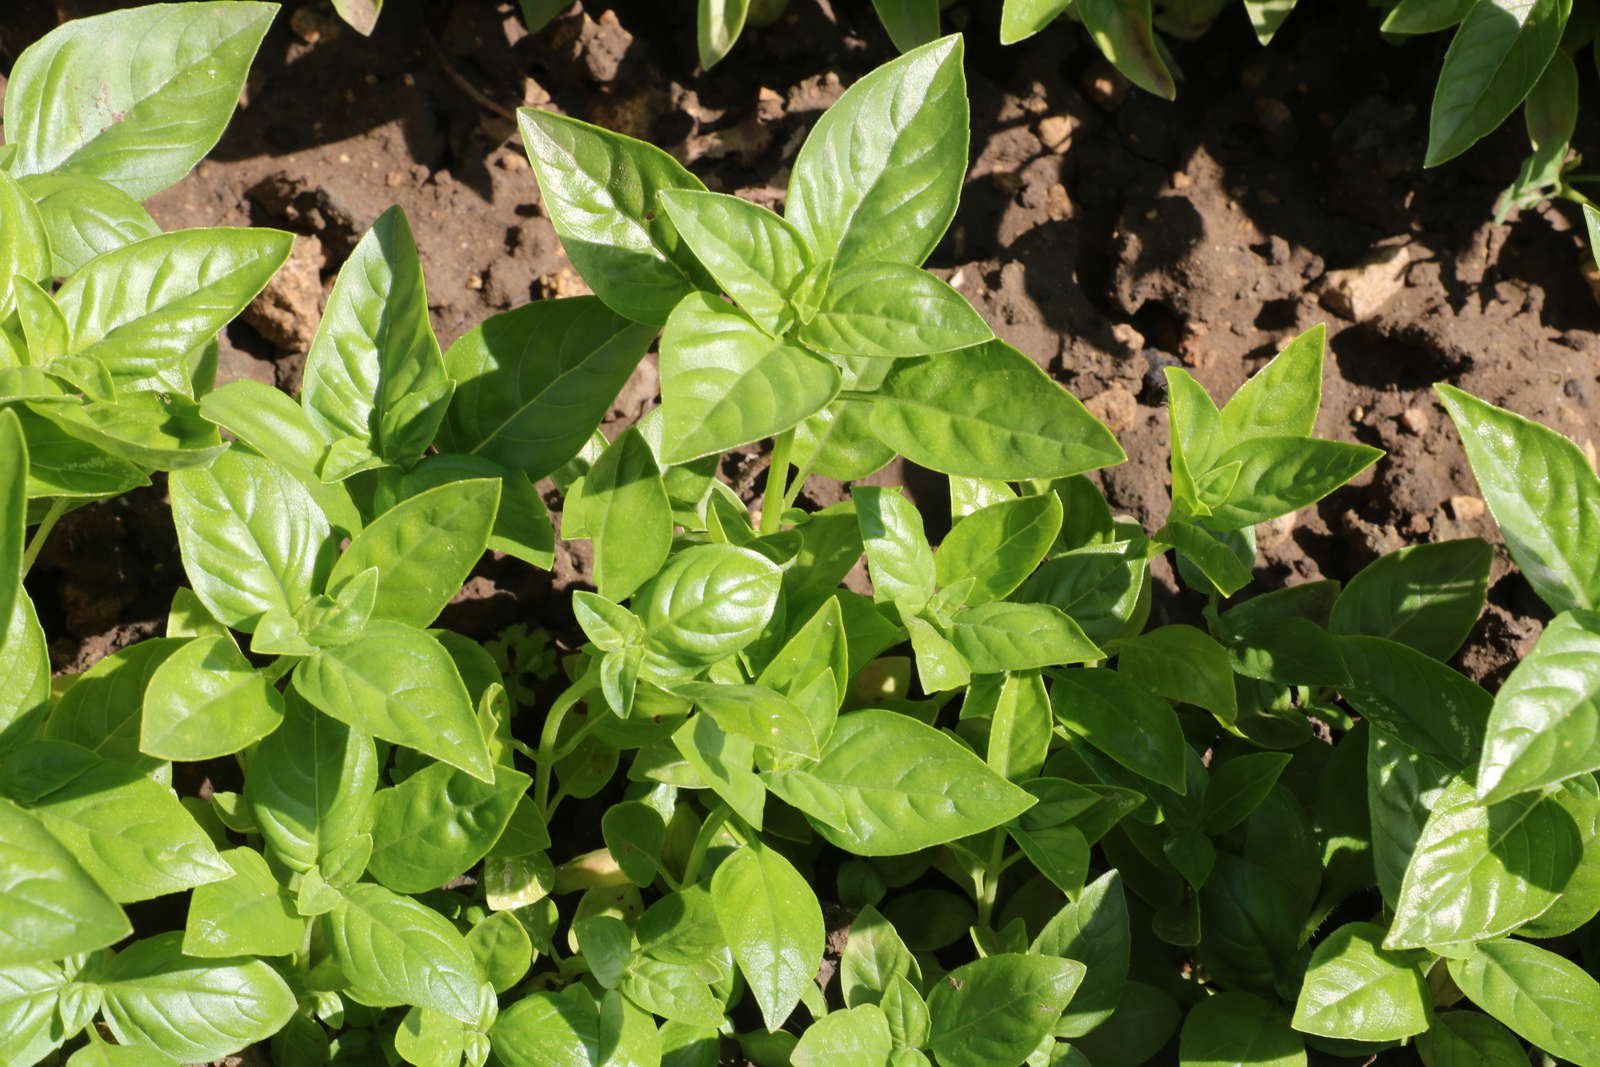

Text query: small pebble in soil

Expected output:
[1449,495,1488,521]
[1140,349,1185,404]
[1399,407,1428,435]
[1565,378,1588,406]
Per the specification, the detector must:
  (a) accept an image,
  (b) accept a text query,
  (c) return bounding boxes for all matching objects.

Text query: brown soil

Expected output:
[11,0,1598,683]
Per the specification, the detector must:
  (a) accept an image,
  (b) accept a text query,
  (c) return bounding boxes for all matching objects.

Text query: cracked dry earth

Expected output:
[9,0,1599,688]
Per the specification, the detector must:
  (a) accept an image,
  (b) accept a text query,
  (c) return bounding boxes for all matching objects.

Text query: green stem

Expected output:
[781,446,818,514]
[975,828,1008,928]
[535,668,600,817]
[759,429,794,536]
[679,805,732,887]
[260,656,298,686]
[21,498,69,574]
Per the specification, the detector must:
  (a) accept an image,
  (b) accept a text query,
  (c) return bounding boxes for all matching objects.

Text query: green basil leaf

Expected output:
[1447,938,1600,1062]
[712,839,824,1031]
[1291,922,1429,1041]
[792,1003,893,1066]
[329,477,499,627]
[13,407,150,502]
[1217,325,1325,445]
[0,173,49,321]
[1077,0,1175,99]
[786,35,966,269]
[0,960,74,1065]
[303,207,452,469]
[1000,0,1073,42]
[42,637,183,763]
[1368,726,1453,908]
[576,427,673,602]
[4,3,275,198]
[139,633,284,760]
[440,296,656,480]
[1016,541,1148,645]
[872,341,1126,480]
[1437,383,1600,614]
[986,670,1052,781]
[937,493,1062,607]
[98,931,295,1061]
[926,953,1084,1067]
[1384,0,1475,33]
[0,590,50,754]
[789,709,1035,854]
[657,189,813,336]
[292,620,494,782]
[518,109,710,326]
[638,545,783,672]
[0,411,24,635]
[1050,667,1187,791]
[797,261,991,358]
[673,682,821,759]
[1203,436,1382,531]
[949,602,1103,672]
[1336,635,1490,770]
[698,0,750,69]
[171,448,331,634]
[246,693,379,874]
[1196,851,1300,994]
[1204,752,1292,835]
[198,379,330,475]
[17,174,159,276]
[28,743,231,902]
[672,715,766,829]
[1426,0,1571,167]
[1477,609,1600,803]
[181,846,303,959]
[0,796,129,964]
[1387,775,1580,949]
[794,400,897,482]
[52,227,292,396]
[367,760,532,893]
[1181,990,1305,1066]
[872,0,941,50]
[493,985,601,1066]
[1415,1009,1534,1066]
[659,292,840,463]
[1031,870,1129,1038]
[1331,539,1493,660]
[323,882,489,1024]
[619,956,725,1029]
[1071,980,1181,1067]
[468,910,535,995]
[1116,624,1236,725]
[1244,0,1300,42]
[855,486,937,614]
[33,392,227,471]
[840,904,920,1007]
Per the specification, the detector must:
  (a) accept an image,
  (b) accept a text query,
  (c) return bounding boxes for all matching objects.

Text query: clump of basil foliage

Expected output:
[5,12,1600,1067]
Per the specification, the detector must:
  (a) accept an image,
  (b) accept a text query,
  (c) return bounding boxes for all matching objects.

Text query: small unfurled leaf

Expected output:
[936,493,1062,606]
[576,427,673,602]
[637,545,783,672]
[657,188,811,335]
